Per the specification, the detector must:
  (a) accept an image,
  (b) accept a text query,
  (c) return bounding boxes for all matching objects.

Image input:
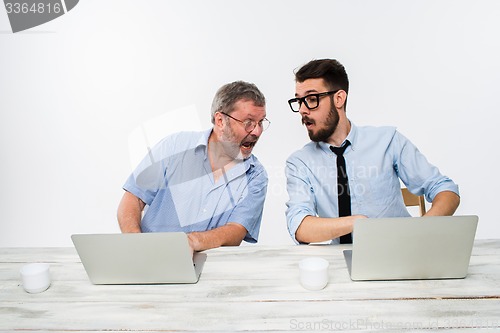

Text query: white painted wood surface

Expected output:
[1,241,499,332]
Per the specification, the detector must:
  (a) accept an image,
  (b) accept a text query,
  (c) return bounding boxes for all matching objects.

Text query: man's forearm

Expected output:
[187,222,247,252]
[117,191,145,233]
[118,214,142,233]
[295,215,365,244]
[425,191,460,216]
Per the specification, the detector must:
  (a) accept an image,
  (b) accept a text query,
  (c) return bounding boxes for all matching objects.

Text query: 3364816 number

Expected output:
[5,2,62,14]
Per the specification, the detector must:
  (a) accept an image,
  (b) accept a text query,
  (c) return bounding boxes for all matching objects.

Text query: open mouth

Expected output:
[302,117,315,128]
[241,140,256,150]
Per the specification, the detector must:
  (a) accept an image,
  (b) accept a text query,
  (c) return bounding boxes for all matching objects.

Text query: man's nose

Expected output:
[299,102,310,116]
[249,124,263,136]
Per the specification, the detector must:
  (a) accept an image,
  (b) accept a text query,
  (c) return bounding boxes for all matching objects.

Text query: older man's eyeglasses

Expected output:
[220,112,270,133]
[288,90,340,112]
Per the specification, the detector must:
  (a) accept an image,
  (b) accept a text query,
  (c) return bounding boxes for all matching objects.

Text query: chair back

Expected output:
[401,188,426,216]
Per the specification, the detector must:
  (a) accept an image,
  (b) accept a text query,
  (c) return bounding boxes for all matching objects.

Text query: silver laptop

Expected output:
[343,215,478,281]
[71,232,206,284]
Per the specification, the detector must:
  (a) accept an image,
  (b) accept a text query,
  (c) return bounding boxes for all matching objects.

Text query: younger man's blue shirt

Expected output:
[285,122,459,244]
[123,129,268,243]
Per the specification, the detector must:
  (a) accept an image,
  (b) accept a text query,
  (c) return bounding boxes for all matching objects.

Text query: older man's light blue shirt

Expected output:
[285,122,459,244]
[124,129,268,243]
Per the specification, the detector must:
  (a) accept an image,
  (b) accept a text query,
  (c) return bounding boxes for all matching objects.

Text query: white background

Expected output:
[1,0,498,247]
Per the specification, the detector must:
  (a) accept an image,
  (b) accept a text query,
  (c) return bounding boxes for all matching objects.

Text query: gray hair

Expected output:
[210,81,266,124]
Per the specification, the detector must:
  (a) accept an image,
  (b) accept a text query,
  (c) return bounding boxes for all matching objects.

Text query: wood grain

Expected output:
[1,241,499,331]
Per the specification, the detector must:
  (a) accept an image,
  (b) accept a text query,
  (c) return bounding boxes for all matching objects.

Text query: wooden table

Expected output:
[1,240,499,332]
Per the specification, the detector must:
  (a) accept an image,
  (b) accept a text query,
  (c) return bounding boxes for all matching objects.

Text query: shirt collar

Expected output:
[317,120,358,153]
[195,128,213,155]
[345,121,358,151]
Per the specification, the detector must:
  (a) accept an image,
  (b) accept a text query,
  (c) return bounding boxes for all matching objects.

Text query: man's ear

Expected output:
[334,90,347,110]
[214,112,225,128]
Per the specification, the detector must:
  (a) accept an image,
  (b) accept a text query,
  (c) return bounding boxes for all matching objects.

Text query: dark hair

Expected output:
[211,81,266,124]
[295,59,349,94]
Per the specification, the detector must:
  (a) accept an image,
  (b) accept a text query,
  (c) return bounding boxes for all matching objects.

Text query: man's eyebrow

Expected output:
[295,89,319,97]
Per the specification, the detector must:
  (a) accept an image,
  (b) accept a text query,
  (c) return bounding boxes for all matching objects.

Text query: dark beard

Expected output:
[307,107,340,142]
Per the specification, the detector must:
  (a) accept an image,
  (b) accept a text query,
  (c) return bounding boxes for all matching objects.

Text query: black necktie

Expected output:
[330,141,352,244]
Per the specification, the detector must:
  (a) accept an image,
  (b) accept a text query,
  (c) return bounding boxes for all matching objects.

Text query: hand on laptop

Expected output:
[187,234,196,257]
[296,214,368,244]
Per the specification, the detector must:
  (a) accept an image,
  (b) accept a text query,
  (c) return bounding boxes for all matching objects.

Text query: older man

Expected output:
[118,81,270,251]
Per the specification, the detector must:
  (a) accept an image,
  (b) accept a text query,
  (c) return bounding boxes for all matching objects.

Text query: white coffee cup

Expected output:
[299,257,329,291]
[20,263,51,293]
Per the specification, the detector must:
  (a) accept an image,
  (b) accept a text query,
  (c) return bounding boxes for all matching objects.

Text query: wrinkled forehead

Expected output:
[231,99,266,118]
